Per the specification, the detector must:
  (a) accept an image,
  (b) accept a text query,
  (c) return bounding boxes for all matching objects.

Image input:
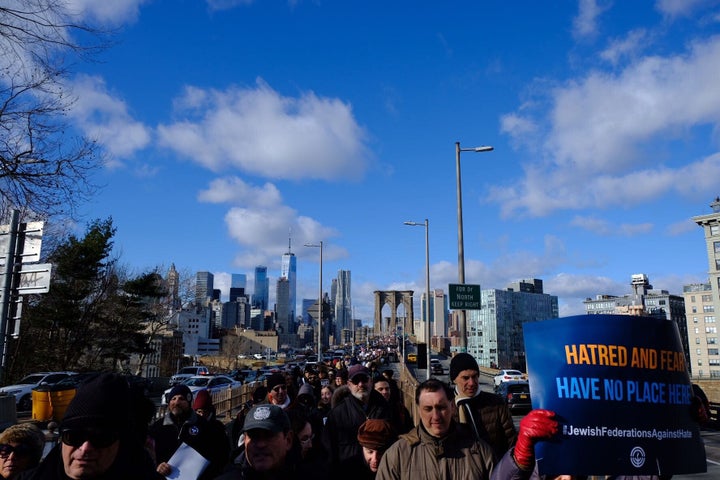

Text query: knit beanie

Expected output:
[267,372,286,391]
[167,384,193,403]
[357,419,396,450]
[193,389,213,410]
[62,373,131,432]
[449,353,479,382]
[298,383,315,401]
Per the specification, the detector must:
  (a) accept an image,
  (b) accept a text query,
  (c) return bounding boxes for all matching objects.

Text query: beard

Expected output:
[351,387,370,402]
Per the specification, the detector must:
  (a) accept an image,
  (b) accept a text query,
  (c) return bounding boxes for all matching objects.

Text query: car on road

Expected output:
[169,366,210,386]
[161,374,240,405]
[495,380,531,413]
[493,369,524,387]
[0,371,76,411]
[430,362,444,375]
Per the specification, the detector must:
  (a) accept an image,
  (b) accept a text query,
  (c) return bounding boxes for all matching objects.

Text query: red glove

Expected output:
[513,409,559,470]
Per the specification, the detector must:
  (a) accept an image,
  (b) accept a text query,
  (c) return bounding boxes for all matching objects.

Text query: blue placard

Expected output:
[524,315,706,476]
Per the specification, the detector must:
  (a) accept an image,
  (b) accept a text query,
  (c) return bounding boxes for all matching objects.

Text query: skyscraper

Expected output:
[166,263,180,310]
[253,266,269,310]
[230,273,247,302]
[281,236,297,331]
[275,277,291,334]
[684,197,720,378]
[195,271,214,307]
[467,278,558,369]
[334,270,352,341]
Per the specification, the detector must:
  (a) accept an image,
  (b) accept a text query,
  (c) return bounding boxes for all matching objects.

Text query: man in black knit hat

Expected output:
[449,352,517,460]
[19,372,161,479]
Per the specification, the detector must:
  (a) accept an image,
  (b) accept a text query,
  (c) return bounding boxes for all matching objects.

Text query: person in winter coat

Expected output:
[149,384,227,480]
[216,405,321,480]
[357,419,397,479]
[450,353,517,459]
[18,373,161,480]
[322,364,397,476]
[190,389,230,478]
[376,379,495,480]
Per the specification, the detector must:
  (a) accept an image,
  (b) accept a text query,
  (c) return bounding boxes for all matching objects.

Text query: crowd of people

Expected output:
[0,353,710,479]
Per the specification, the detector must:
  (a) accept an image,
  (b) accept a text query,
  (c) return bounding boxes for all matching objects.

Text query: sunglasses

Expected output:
[350,374,370,384]
[60,428,119,448]
[0,444,32,458]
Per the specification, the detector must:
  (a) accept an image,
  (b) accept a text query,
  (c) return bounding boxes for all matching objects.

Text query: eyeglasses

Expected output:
[299,434,314,445]
[0,444,32,458]
[272,385,287,393]
[350,374,369,384]
[60,428,119,448]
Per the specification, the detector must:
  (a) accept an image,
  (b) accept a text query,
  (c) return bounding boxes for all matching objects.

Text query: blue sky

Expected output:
[32,0,720,324]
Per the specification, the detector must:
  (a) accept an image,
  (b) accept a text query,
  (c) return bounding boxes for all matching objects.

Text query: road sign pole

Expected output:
[0,210,20,382]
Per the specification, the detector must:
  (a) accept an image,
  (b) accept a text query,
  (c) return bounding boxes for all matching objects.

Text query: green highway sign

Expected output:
[448,283,481,310]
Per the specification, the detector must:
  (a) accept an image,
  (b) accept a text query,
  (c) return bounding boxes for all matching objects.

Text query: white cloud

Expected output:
[157,79,371,181]
[67,0,147,24]
[206,0,254,11]
[69,74,152,161]
[573,0,610,39]
[571,215,653,236]
[600,29,651,65]
[495,37,720,217]
[655,0,711,18]
[198,177,283,208]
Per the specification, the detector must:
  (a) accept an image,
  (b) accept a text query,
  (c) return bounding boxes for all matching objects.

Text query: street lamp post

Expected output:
[304,241,323,361]
[455,141,493,353]
[404,219,430,381]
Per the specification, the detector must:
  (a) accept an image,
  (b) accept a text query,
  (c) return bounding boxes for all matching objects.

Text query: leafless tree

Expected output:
[0,1,108,220]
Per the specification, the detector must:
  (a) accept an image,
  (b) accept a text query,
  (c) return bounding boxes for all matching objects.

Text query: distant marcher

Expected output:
[228,385,267,451]
[322,364,395,475]
[18,372,161,480]
[450,353,517,459]
[335,369,349,388]
[375,378,413,434]
[266,373,292,410]
[318,385,333,424]
[191,389,230,477]
[0,424,45,479]
[357,419,397,479]
[150,384,227,480]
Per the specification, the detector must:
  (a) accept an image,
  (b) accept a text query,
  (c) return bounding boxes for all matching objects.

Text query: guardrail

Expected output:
[154,381,260,422]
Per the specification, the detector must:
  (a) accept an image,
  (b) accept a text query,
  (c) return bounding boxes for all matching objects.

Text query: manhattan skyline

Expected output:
[17,1,720,325]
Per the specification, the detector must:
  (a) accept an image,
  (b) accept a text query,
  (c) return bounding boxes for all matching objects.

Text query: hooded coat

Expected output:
[376,422,495,480]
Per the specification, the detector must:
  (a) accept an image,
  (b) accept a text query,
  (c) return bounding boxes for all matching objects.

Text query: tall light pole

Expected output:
[404,219,430,381]
[456,142,493,353]
[304,241,323,361]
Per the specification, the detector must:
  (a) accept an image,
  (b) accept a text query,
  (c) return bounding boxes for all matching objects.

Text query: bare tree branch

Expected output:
[0,1,109,220]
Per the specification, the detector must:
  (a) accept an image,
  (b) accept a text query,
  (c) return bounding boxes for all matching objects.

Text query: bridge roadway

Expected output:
[393,353,720,479]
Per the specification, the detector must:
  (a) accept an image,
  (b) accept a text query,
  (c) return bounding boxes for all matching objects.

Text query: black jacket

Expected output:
[455,391,518,460]
[321,389,396,475]
[149,410,229,480]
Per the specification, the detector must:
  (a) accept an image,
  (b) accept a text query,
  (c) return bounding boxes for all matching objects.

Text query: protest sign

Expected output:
[524,314,706,476]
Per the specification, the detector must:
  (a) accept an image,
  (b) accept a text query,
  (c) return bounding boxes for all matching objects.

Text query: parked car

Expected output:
[493,369,524,387]
[169,366,210,386]
[430,362,444,375]
[0,371,76,411]
[496,380,531,413]
[161,374,240,405]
